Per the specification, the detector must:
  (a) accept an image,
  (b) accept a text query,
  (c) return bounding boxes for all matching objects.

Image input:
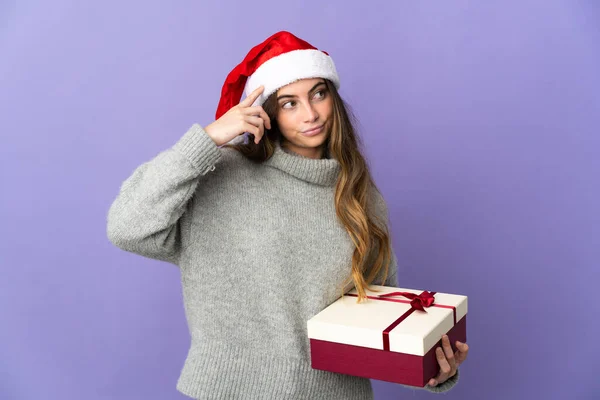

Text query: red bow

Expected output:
[345,289,453,352]
[377,291,436,311]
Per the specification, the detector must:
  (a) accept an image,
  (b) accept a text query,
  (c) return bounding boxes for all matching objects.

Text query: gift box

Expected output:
[306,285,468,387]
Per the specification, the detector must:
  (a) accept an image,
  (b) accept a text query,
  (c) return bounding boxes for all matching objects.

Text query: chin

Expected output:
[300,134,327,147]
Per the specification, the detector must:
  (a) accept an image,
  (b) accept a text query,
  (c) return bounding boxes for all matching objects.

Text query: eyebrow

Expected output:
[277,81,327,101]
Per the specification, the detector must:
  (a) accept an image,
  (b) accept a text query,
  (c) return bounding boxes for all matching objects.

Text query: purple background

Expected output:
[1,1,599,399]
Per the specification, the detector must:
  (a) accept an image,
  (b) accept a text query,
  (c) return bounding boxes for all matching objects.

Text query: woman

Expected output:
[107,31,468,399]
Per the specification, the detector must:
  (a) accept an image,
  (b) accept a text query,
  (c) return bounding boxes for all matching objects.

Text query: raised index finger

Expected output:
[239,85,265,108]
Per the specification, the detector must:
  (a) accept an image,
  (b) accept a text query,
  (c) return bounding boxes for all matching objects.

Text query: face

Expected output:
[275,78,333,159]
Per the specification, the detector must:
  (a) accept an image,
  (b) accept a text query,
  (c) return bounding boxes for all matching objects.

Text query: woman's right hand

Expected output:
[204,85,272,146]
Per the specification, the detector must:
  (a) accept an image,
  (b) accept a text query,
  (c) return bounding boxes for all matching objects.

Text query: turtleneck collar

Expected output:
[263,140,341,186]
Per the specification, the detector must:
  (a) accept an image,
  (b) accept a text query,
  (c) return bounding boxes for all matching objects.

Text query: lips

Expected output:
[304,125,323,133]
[302,125,324,136]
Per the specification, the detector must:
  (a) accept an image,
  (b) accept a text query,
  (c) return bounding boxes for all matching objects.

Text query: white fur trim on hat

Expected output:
[244,49,341,107]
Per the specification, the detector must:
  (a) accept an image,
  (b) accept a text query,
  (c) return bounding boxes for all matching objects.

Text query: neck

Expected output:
[264,140,340,186]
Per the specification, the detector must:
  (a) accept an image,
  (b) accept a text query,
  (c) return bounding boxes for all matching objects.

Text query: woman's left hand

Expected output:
[428,334,469,387]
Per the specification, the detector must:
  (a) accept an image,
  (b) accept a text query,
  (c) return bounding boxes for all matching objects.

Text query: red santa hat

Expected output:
[215,31,341,120]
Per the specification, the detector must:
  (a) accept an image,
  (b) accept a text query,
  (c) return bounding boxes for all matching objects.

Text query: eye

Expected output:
[282,101,296,109]
[313,90,327,100]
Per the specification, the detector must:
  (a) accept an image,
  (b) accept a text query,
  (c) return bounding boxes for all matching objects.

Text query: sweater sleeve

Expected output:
[423,368,460,393]
[106,123,222,266]
[389,368,460,394]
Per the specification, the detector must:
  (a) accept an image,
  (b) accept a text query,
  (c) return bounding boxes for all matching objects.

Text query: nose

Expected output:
[302,102,319,123]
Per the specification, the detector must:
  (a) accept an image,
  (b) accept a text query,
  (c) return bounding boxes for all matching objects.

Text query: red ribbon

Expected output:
[345,290,457,351]
[378,291,436,311]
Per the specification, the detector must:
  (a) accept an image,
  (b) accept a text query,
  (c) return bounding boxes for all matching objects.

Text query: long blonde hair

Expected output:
[222,79,393,302]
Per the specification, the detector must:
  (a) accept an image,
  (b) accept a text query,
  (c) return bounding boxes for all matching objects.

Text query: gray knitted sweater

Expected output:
[106,123,459,399]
